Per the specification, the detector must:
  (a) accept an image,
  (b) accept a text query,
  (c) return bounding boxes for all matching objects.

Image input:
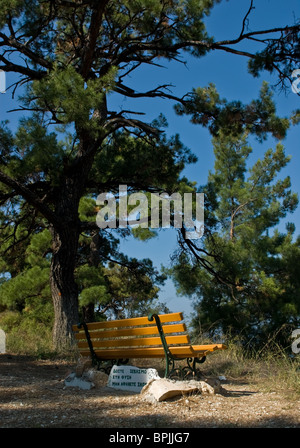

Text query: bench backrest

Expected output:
[72,312,189,358]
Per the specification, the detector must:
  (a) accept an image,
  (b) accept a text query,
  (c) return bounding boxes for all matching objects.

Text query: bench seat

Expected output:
[72,312,227,379]
[77,344,226,359]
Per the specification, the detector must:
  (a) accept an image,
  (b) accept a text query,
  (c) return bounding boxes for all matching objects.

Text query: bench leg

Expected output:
[148,314,206,380]
[167,356,206,380]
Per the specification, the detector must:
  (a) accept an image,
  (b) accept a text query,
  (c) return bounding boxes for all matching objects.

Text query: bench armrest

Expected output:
[148,313,172,377]
[77,322,98,367]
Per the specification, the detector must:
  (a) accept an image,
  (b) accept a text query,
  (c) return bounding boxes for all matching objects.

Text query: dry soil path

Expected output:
[0,354,299,429]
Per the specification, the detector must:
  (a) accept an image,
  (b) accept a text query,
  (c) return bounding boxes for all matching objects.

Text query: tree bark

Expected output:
[48,132,103,350]
[50,224,80,351]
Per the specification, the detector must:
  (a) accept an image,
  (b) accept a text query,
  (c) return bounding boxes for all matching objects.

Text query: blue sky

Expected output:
[115,0,300,320]
[1,0,299,322]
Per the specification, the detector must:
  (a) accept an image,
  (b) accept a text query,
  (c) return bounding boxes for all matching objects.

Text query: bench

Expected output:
[72,312,227,379]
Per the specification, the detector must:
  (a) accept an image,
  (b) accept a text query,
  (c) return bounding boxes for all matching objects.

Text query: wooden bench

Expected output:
[72,312,227,379]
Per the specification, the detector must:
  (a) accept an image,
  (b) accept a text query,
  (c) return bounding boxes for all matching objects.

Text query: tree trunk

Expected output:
[82,303,95,323]
[48,129,104,350]
[50,224,80,352]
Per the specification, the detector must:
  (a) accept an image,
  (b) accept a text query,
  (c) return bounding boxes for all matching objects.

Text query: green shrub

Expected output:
[0,308,53,356]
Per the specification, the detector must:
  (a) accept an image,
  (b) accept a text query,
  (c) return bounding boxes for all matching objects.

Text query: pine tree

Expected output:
[169,127,299,348]
[0,1,299,350]
[0,198,167,335]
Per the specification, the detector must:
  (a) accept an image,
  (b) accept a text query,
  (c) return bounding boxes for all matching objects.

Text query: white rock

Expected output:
[84,369,108,387]
[140,378,218,402]
[64,372,94,390]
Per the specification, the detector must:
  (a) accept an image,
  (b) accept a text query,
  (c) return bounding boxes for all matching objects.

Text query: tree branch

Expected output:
[239,0,254,39]
[104,116,161,137]
[0,32,53,71]
[80,0,109,79]
[0,170,61,228]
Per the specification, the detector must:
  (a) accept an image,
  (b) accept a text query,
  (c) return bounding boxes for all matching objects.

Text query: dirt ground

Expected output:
[0,353,299,429]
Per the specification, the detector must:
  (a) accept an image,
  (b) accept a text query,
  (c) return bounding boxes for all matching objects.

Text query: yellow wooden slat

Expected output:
[78,347,167,359]
[72,312,183,332]
[77,346,226,358]
[77,334,190,350]
[74,323,187,340]
[78,345,214,360]
[191,344,227,351]
[171,346,210,357]
[78,344,226,359]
